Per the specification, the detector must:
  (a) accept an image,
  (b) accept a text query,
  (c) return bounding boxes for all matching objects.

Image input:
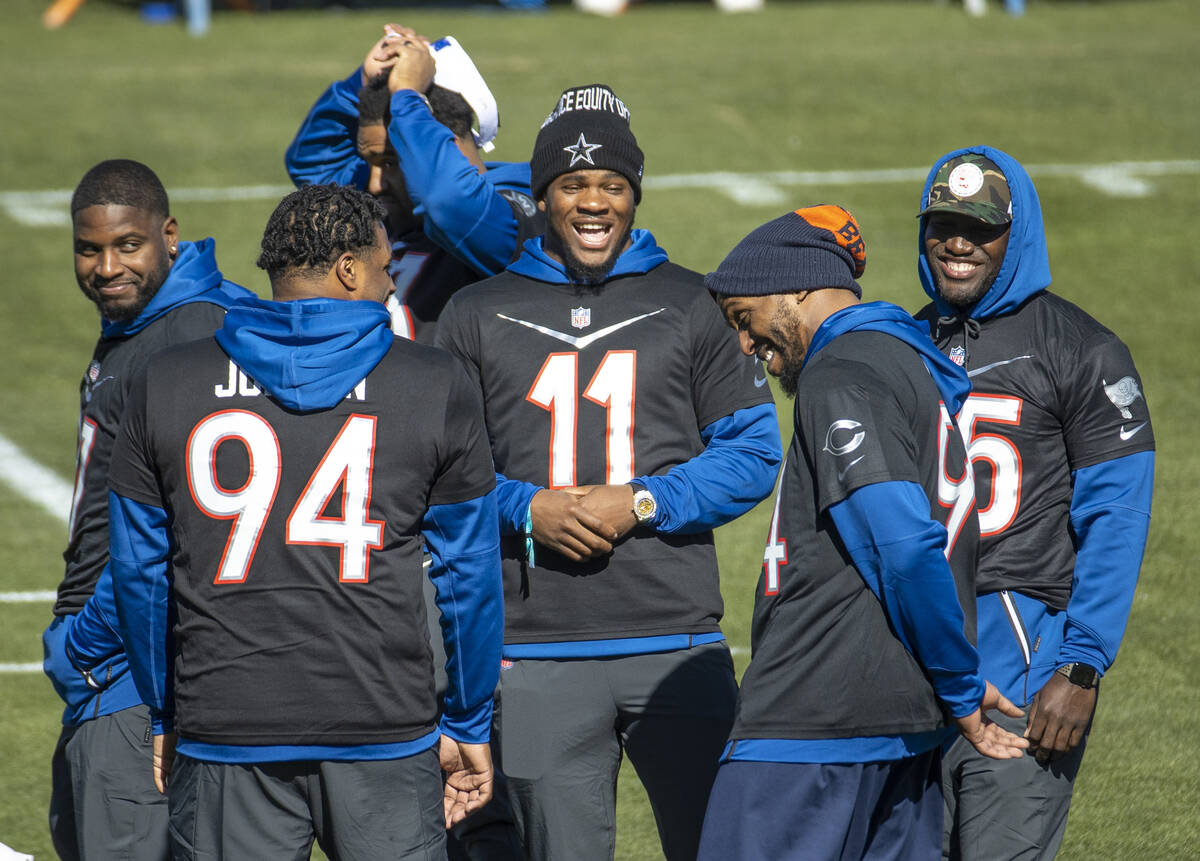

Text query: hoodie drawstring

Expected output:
[935,314,981,367]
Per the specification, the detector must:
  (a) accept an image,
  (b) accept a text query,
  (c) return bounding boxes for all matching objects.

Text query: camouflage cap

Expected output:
[918,154,1012,225]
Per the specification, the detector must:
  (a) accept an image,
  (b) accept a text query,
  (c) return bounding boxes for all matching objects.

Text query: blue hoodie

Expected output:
[916,146,1153,704]
[493,232,782,659]
[286,69,533,277]
[101,239,251,338]
[52,240,253,726]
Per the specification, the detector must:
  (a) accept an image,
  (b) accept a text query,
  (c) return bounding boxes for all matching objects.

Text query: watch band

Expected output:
[1055,662,1100,689]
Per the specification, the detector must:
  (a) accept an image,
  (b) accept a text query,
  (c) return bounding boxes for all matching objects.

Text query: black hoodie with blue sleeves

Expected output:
[915,145,1154,704]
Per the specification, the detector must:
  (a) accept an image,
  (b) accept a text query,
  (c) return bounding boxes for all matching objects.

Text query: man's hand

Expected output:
[152,732,177,795]
[361,24,425,84]
[439,737,493,829]
[386,36,435,96]
[955,681,1029,760]
[1025,671,1097,763]
[572,484,639,541]
[530,489,616,561]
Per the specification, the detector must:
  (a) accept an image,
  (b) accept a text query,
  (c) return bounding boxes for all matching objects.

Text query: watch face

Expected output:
[636,498,654,517]
[1069,664,1099,688]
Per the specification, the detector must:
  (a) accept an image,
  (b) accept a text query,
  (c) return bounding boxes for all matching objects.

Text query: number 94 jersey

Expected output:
[107,336,496,748]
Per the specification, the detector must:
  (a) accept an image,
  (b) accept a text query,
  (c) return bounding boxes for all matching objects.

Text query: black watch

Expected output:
[1055,662,1100,689]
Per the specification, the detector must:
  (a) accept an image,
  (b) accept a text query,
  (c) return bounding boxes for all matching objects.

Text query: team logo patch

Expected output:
[563,133,603,167]
[87,360,101,384]
[822,419,865,456]
[1102,376,1142,419]
[949,345,967,366]
[571,306,591,329]
[948,162,985,198]
[500,659,514,670]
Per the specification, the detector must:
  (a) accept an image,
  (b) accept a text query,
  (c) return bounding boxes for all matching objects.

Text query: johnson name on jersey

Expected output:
[107,335,495,748]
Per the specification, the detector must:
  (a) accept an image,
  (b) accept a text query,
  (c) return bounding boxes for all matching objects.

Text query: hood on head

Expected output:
[917,145,1051,321]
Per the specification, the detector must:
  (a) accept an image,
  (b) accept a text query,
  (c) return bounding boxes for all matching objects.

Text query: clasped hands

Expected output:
[361,23,435,95]
[530,485,640,562]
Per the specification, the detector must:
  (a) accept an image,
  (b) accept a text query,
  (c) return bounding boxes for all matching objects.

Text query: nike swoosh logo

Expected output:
[837,455,865,482]
[497,308,666,349]
[966,355,1034,378]
[754,373,769,388]
[1119,422,1147,441]
[90,375,116,391]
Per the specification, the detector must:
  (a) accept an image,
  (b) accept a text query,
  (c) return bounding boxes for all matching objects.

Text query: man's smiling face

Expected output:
[923,212,1011,310]
[540,169,635,285]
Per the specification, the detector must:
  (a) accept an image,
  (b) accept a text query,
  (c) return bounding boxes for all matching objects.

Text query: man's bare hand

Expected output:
[1025,671,1097,764]
[362,24,426,84]
[955,681,1029,760]
[530,489,615,561]
[385,33,435,95]
[439,737,493,829]
[573,484,638,541]
[152,731,177,795]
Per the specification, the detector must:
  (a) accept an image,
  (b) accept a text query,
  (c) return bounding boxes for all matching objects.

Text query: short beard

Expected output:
[776,351,805,398]
[549,220,634,287]
[95,255,171,322]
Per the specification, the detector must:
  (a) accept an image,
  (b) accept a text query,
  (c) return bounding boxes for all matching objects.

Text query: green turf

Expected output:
[2,0,1198,857]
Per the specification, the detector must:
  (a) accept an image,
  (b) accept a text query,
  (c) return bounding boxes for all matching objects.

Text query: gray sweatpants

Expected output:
[942,709,1088,861]
[167,748,447,861]
[49,704,168,861]
[497,642,738,861]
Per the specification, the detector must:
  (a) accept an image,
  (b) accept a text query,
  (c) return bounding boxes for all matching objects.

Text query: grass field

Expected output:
[1,0,1198,857]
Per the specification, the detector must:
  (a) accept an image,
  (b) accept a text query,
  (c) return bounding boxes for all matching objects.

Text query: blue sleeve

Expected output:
[63,563,124,674]
[387,90,521,276]
[423,490,504,744]
[284,69,370,189]
[1062,451,1154,672]
[493,472,541,537]
[829,481,985,719]
[636,404,781,534]
[108,491,175,733]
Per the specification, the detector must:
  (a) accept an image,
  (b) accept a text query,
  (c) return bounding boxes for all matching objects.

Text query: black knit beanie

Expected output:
[704,206,867,298]
[530,84,644,203]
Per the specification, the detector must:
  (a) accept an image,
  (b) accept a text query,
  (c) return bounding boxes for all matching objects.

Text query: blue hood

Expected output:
[917,145,1052,321]
[483,160,533,193]
[508,229,669,284]
[101,239,252,338]
[805,301,972,416]
[215,296,394,412]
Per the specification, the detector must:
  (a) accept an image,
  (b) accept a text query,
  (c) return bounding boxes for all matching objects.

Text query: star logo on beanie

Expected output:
[563,133,603,167]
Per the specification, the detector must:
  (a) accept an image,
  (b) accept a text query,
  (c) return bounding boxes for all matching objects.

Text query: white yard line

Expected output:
[0,591,57,603]
[0,433,72,524]
[3,161,1197,225]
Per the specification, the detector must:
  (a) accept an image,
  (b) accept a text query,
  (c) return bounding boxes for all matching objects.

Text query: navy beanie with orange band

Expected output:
[704,205,867,298]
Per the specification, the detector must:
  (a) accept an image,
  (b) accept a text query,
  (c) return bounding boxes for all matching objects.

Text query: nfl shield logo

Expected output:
[949,345,966,367]
[571,306,591,330]
[87,360,101,384]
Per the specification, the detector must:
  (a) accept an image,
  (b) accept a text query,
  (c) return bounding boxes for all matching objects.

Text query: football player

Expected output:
[286,24,542,343]
[435,83,783,861]
[43,159,252,861]
[916,147,1155,861]
[700,206,1028,861]
[92,185,504,859]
